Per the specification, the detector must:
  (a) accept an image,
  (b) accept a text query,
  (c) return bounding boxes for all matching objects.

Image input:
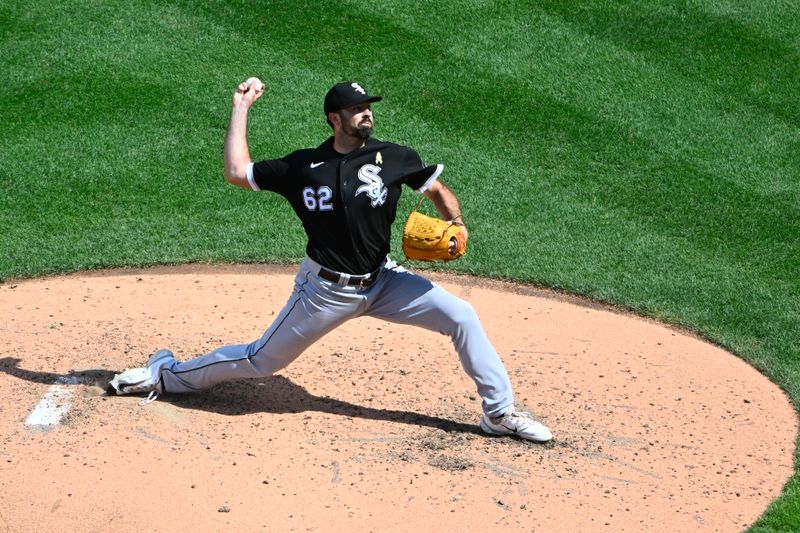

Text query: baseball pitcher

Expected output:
[110,78,552,443]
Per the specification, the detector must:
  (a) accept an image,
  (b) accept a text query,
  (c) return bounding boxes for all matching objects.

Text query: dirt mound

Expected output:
[0,264,795,532]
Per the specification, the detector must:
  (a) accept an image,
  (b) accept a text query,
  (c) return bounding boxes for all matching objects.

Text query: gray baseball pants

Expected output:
[159,257,515,417]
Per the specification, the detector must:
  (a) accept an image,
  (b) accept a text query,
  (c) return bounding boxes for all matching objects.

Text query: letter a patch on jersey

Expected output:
[356,164,388,207]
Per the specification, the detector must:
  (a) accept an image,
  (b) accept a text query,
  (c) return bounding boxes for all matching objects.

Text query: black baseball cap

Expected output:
[324,81,383,115]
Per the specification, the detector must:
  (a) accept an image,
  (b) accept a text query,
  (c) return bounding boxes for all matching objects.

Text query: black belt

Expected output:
[317,265,381,287]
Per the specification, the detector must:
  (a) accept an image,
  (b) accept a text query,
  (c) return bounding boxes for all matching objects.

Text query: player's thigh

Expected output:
[251,271,361,360]
[366,268,474,332]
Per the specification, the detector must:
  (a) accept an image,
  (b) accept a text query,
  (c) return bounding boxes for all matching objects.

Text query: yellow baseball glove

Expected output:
[402,210,467,261]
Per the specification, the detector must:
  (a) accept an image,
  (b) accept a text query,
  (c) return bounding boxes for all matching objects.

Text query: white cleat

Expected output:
[109,349,175,397]
[480,408,553,443]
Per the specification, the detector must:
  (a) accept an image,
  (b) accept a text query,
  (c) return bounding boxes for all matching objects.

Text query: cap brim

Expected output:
[352,95,382,108]
[330,95,382,114]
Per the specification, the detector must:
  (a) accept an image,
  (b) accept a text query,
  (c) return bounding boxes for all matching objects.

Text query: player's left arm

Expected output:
[423,179,469,246]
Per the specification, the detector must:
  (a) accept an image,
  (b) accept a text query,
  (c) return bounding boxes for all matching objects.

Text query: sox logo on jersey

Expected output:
[356,164,388,207]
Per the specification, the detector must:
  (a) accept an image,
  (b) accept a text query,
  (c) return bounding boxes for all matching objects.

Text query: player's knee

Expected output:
[447,299,480,331]
[248,343,304,376]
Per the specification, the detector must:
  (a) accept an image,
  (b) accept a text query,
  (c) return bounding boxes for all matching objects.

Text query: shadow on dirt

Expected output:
[0,356,115,387]
[166,376,481,435]
[0,357,480,435]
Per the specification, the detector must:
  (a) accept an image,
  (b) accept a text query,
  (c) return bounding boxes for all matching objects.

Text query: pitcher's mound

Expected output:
[0,264,795,532]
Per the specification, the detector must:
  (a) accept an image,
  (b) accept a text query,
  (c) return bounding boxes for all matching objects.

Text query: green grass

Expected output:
[2,1,798,530]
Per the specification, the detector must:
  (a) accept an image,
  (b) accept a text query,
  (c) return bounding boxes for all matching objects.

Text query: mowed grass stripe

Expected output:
[3,0,796,338]
[535,0,800,126]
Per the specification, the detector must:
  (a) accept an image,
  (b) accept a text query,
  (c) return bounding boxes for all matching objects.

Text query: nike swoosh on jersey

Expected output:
[310,162,325,168]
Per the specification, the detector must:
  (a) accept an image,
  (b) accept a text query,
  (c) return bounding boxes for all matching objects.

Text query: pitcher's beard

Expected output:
[356,124,372,139]
[344,121,372,140]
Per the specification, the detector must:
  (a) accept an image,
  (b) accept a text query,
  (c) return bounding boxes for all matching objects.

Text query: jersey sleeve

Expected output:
[250,158,291,194]
[400,148,443,192]
[401,163,444,193]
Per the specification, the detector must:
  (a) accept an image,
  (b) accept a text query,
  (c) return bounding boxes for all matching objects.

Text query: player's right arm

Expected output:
[224,77,265,189]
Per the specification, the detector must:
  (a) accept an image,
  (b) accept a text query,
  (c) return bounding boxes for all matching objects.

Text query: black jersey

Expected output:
[250,137,440,274]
